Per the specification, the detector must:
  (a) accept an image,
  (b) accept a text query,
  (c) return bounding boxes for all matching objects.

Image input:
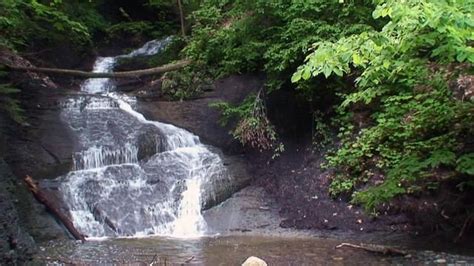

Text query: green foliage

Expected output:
[106,21,175,41]
[457,153,474,176]
[0,0,101,49]
[210,93,282,152]
[292,0,474,210]
[161,64,213,100]
[106,21,155,39]
[0,70,23,123]
[312,111,332,150]
[185,0,377,158]
[185,0,377,87]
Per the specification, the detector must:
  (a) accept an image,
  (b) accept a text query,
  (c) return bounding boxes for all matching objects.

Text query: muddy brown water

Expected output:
[34,234,474,265]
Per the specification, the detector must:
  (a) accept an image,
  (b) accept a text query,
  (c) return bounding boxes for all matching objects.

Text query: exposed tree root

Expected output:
[454,214,473,243]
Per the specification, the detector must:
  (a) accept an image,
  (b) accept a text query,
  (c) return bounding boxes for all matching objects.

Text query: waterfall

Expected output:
[58,37,227,239]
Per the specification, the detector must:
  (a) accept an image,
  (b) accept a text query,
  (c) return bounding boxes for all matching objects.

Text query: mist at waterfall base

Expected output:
[57,37,229,239]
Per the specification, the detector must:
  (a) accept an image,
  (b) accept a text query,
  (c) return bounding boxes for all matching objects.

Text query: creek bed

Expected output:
[35,235,474,265]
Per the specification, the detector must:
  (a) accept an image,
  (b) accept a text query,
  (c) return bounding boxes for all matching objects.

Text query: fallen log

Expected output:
[335,242,408,256]
[6,59,191,79]
[24,175,86,241]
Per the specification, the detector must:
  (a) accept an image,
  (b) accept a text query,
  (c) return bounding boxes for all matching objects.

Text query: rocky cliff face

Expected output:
[0,48,76,263]
[0,160,36,264]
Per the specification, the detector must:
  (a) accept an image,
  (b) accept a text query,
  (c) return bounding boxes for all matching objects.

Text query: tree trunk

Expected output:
[177,0,186,37]
[6,60,191,79]
[24,175,86,241]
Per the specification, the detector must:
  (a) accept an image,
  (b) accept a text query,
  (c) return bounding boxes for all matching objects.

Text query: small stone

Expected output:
[324,219,328,223]
[242,256,268,266]
[435,258,446,264]
[333,212,338,216]
[332,257,343,261]
[404,254,412,259]
[356,219,363,224]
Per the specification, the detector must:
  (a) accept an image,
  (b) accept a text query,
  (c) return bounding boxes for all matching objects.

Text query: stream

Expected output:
[36,38,474,265]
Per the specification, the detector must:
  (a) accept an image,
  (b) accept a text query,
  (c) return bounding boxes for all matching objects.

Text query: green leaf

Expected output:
[457,154,474,175]
[291,70,302,83]
[322,65,332,78]
[302,68,311,80]
[352,53,363,66]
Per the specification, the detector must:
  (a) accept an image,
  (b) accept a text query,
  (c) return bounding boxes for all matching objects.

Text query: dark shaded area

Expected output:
[98,0,159,23]
[265,88,313,139]
[0,160,36,264]
[0,48,75,263]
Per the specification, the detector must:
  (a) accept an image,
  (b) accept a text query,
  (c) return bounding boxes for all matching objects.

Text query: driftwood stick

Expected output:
[6,60,191,79]
[24,175,86,241]
[335,242,407,256]
[454,214,473,243]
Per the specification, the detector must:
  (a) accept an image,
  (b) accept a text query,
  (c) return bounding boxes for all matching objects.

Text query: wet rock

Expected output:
[0,49,73,244]
[136,127,166,161]
[1,49,75,180]
[242,256,268,266]
[137,74,264,210]
[201,151,253,210]
[0,159,36,264]
[137,73,264,154]
[134,79,163,102]
[115,79,147,93]
[203,186,281,234]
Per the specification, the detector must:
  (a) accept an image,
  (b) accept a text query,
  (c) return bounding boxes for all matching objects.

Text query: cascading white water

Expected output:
[58,38,227,239]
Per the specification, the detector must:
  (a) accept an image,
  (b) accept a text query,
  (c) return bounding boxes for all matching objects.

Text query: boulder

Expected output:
[242,256,268,266]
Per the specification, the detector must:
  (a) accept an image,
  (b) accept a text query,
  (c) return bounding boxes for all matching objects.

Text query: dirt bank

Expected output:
[253,141,412,233]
